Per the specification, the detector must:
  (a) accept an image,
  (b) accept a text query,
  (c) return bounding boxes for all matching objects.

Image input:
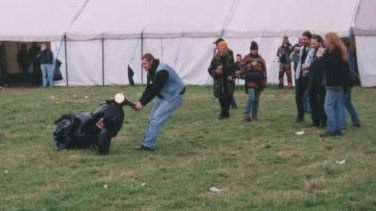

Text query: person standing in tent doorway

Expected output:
[29,42,41,84]
[213,38,237,109]
[241,41,267,122]
[134,53,185,151]
[208,40,236,119]
[17,44,31,76]
[37,43,54,88]
[277,37,293,89]
[127,65,135,86]
[290,31,314,122]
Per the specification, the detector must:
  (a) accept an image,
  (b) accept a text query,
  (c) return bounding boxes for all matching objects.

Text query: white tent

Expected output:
[353,0,376,87]
[1,0,372,86]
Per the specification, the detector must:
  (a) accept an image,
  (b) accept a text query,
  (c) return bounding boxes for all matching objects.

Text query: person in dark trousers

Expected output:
[317,32,348,137]
[290,31,315,122]
[17,44,31,75]
[213,38,237,109]
[127,65,135,86]
[208,41,236,119]
[339,38,361,129]
[277,36,293,89]
[307,34,327,128]
[37,43,54,88]
[134,53,185,151]
[29,42,41,84]
[242,41,267,122]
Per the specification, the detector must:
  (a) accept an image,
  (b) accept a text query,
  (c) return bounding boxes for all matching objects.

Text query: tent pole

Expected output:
[64,34,69,87]
[140,33,144,85]
[102,38,105,86]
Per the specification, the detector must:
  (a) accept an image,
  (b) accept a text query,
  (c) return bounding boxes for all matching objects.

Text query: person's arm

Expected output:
[139,70,169,106]
[208,57,218,78]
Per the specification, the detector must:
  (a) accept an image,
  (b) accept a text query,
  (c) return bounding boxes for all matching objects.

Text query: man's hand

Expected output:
[227,75,233,81]
[135,101,144,111]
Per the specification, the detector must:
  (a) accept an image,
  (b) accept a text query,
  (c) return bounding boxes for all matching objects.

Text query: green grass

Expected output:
[0,85,376,211]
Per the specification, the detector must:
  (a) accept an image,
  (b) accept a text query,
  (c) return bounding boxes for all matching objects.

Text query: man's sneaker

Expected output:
[353,123,361,128]
[135,145,155,151]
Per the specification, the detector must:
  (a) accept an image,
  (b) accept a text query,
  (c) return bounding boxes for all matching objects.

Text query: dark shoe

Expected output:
[252,117,258,121]
[242,117,251,122]
[296,117,304,122]
[218,113,230,120]
[320,131,337,137]
[54,142,66,151]
[135,145,155,151]
[353,123,361,128]
[334,130,343,136]
[306,124,319,128]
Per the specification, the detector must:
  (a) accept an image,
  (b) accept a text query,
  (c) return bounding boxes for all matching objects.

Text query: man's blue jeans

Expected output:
[142,96,183,149]
[243,88,260,119]
[325,88,343,133]
[40,64,54,88]
[339,88,360,128]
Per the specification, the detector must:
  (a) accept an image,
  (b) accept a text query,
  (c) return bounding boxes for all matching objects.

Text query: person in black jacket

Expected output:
[307,35,327,128]
[317,32,348,137]
[37,43,54,88]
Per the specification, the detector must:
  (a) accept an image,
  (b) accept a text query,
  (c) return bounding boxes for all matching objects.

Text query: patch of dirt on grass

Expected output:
[303,176,326,194]
[96,168,136,182]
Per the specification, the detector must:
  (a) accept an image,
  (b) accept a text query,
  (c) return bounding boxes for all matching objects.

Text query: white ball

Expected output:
[114,93,125,104]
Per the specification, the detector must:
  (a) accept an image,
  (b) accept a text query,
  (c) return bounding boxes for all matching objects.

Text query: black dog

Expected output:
[53,95,134,155]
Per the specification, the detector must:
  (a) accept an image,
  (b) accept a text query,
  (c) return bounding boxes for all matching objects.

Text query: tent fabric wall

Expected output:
[355,36,376,87]
[4,0,373,86]
[353,0,376,87]
[353,0,376,36]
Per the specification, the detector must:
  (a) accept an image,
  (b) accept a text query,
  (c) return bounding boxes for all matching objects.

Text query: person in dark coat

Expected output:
[128,65,135,86]
[37,43,54,88]
[317,32,349,137]
[17,44,31,75]
[307,34,327,128]
[208,41,236,119]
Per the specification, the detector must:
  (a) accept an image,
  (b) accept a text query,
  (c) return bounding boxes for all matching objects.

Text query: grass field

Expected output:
[1,85,376,210]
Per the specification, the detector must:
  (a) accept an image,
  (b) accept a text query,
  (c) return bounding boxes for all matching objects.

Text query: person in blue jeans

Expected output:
[317,32,349,137]
[339,38,361,129]
[242,41,267,122]
[38,43,54,88]
[340,88,361,129]
[134,53,185,151]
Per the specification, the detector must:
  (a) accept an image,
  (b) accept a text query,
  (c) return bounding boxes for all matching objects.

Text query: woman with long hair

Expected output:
[317,32,348,137]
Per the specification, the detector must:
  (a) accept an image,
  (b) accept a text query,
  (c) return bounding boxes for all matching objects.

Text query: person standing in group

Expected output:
[208,41,236,119]
[134,53,185,151]
[235,54,244,81]
[317,32,348,137]
[307,34,327,128]
[277,36,293,89]
[37,43,54,88]
[339,38,361,129]
[213,38,237,109]
[242,41,267,122]
[290,31,315,122]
